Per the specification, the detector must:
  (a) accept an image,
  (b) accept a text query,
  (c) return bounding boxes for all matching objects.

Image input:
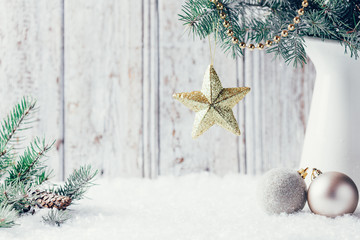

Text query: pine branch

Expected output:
[0,97,97,228]
[6,137,54,187]
[55,165,98,201]
[0,182,32,213]
[0,154,14,179]
[0,97,36,160]
[43,209,71,227]
[0,204,18,228]
[179,0,360,66]
[341,32,360,59]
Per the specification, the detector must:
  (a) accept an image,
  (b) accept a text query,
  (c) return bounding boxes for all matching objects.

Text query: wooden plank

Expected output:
[243,50,256,175]
[0,1,318,179]
[142,0,160,178]
[64,0,144,178]
[0,0,63,180]
[158,0,240,176]
[236,56,247,174]
[241,50,316,174]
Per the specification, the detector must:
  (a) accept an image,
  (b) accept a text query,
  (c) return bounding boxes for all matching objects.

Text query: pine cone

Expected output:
[31,190,72,210]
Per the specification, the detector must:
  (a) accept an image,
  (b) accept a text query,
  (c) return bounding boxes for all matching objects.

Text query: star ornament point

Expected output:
[173,65,250,139]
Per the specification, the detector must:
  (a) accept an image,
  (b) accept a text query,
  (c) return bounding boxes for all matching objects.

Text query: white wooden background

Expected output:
[0,0,316,180]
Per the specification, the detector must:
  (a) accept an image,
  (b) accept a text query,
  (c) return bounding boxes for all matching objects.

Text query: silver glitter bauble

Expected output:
[308,172,359,217]
[257,168,307,214]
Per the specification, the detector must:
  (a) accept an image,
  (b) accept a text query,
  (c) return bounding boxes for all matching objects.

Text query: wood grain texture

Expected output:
[142,0,160,178]
[156,1,315,176]
[0,0,63,180]
[241,50,316,175]
[0,0,316,178]
[64,0,144,178]
[158,0,241,176]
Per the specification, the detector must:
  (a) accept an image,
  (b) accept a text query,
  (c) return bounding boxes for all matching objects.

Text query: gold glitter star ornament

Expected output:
[173,65,250,138]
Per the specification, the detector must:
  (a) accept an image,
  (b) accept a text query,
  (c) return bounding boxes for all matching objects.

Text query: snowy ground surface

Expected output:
[2,173,360,240]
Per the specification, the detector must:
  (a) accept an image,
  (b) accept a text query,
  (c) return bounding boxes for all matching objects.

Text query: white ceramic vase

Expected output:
[300,38,360,188]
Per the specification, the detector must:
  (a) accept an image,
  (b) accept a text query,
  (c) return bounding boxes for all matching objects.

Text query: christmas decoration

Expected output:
[32,190,72,210]
[180,0,360,66]
[0,97,98,228]
[257,168,308,214]
[307,169,359,218]
[207,0,308,51]
[173,64,250,138]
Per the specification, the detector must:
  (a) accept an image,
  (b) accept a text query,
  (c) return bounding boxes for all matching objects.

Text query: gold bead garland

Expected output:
[294,16,301,24]
[274,35,281,43]
[232,37,239,44]
[288,24,295,31]
[298,8,305,16]
[227,29,234,36]
[210,0,309,51]
[302,1,309,7]
[220,11,226,19]
[281,30,289,37]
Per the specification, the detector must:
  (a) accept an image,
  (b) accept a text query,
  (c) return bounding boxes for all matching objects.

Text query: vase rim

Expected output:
[303,36,341,46]
[305,36,359,66]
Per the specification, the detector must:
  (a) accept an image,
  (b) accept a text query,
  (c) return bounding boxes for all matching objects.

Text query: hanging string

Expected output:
[208,22,219,66]
[208,35,214,65]
[214,22,218,64]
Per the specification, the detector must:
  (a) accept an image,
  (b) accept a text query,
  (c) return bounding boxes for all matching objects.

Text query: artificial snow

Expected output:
[2,173,360,240]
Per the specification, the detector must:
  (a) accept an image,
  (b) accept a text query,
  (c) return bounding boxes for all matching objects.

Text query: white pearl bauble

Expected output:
[257,168,307,214]
[308,172,359,217]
